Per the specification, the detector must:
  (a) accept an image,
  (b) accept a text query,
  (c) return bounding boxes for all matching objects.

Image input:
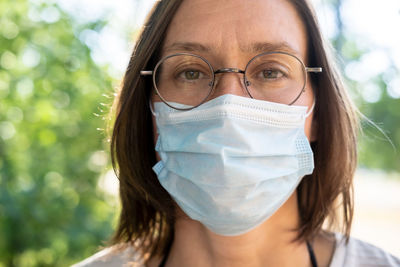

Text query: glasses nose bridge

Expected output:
[214,67,245,75]
[212,67,249,93]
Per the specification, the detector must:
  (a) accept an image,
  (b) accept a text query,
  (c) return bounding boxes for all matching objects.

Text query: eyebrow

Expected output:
[247,42,300,55]
[163,41,300,56]
[164,42,212,53]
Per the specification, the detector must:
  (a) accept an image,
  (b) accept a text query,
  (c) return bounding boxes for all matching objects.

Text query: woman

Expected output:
[75,0,400,266]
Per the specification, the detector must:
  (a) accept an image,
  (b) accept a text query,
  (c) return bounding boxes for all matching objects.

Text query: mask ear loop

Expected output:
[305,100,316,118]
[149,99,161,137]
[149,99,157,117]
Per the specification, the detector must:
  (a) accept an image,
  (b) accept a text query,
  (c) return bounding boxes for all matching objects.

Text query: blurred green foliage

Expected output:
[357,80,400,172]
[328,0,400,172]
[0,0,117,266]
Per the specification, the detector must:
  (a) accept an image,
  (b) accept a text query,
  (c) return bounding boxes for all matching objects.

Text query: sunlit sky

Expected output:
[49,0,400,100]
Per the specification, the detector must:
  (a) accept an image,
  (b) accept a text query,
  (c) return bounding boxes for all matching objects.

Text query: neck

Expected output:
[162,193,312,267]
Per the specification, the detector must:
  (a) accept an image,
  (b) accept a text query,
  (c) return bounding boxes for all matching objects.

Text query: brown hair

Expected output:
[110,0,358,261]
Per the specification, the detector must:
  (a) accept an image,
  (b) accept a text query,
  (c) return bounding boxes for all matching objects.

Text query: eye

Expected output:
[176,67,209,82]
[262,69,284,79]
[183,70,200,80]
[248,60,290,82]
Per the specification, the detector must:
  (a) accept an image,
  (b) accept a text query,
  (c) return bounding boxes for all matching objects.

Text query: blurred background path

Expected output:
[352,169,400,257]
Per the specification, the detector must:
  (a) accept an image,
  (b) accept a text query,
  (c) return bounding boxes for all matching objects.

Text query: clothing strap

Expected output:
[307,241,318,267]
[159,240,318,267]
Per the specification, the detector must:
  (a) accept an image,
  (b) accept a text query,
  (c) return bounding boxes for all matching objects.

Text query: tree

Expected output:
[325,0,400,172]
[0,1,116,266]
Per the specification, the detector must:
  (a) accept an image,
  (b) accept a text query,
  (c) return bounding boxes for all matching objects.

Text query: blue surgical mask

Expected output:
[152,94,314,236]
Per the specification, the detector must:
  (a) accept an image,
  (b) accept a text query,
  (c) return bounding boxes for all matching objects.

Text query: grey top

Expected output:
[72,233,400,267]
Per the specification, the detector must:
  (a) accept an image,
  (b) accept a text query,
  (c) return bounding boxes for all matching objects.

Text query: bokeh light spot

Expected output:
[50,232,69,256]
[43,171,64,198]
[40,6,61,23]
[7,106,24,122]
[44,171,63,185]
[38,248,54,265]
[13,250,37,267]
[63,187,80,209]
[88,150,108,172]
[361,83,382,103]
[16,174,34,192]
[345,50,390,83]
[79,29,99,50]
[35,101,56,123]
[98,169,119,197]
[387,78,400,99]
[0,121,16,140]
[22,46,41,68]
[52,90,70,109]
[39,129,57,146]
[0,51,17,70]
[0,19,19,39]
[16,78,34,100]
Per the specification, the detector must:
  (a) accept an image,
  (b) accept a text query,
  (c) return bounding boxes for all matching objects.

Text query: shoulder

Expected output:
[330,232,400,267]
[71,244,145,267]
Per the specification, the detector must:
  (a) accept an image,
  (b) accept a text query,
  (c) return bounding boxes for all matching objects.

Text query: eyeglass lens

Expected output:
[155,54,213,107]
[154,53,306,109]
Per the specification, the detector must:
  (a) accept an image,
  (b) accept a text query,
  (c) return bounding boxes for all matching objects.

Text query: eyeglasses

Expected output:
[140,52,322,110]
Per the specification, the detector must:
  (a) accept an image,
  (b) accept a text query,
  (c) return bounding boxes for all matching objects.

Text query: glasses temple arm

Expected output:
[140,70,153,76]
[305,67,323,73]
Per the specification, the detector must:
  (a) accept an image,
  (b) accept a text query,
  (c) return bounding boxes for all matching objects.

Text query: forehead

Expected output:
[163,0,308,60]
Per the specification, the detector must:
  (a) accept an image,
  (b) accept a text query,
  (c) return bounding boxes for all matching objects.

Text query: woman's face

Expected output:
[153,0,315,141]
